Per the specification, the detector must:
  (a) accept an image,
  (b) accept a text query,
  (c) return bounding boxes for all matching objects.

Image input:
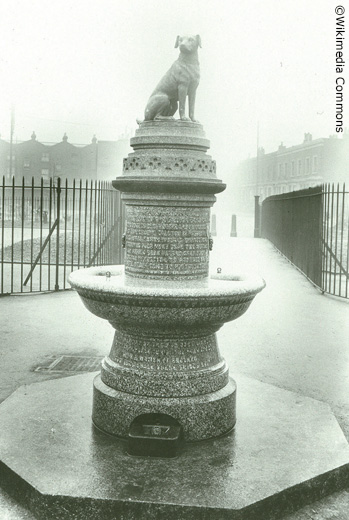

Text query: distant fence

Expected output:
[0,176,125,295]
[260,184,348,299]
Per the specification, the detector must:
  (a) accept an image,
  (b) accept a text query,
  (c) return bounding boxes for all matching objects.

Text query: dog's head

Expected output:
[174,35,201,53]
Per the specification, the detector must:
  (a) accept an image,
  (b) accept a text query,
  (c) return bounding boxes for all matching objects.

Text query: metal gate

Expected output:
[261,186,323,288]
[260,184,349,298]
[0,176,124,295]
[322,183,349,298]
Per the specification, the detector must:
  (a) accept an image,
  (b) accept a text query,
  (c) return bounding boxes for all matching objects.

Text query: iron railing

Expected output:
[322,183,348,298]
[0,176,124,295]
[260,184,349,299]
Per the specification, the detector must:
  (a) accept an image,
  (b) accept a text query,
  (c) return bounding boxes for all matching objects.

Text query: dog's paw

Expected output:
[180,116,191,122]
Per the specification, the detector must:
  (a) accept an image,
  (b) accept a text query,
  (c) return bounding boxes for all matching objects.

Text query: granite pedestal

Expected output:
[1,373,348,520]
[69,121,265,441]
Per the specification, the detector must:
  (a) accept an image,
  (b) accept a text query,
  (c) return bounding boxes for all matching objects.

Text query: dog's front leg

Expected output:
[188,84,198,122]
[178,84,190,121]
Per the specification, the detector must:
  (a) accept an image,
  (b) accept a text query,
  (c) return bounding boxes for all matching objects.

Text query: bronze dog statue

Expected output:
[144,35,201,122]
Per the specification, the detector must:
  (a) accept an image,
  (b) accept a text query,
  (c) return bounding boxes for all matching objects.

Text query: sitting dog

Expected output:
[144,35,201,122]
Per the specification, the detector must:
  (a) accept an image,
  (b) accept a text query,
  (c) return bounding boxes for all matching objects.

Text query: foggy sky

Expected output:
[0,0,339,183]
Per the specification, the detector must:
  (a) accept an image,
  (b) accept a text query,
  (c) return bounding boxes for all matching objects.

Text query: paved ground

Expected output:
[0,226,348,518]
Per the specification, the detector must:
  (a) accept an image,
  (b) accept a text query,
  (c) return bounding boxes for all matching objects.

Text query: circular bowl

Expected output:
[68,266,265,330]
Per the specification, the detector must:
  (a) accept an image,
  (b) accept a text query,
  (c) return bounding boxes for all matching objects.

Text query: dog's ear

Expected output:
[174,35,180,48]
[196,35,202,48]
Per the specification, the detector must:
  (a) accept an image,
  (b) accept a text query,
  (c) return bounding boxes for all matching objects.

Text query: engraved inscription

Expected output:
[125,205,210,278]
[142,425,170,436]
[110,332,220,371]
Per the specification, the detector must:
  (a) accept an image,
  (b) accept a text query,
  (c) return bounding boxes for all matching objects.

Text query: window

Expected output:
[41,169,50,180]
[313,156,318,172]
[278,164,283,178]
[23,158,30,168]
[284,163,288,178]
[298,160,302,175]
[42,152,49,162]
[7,155,15,161]
[262,167,267,182]
[291,161,295,177]
[306,157,310,174]
[55,164,62,172]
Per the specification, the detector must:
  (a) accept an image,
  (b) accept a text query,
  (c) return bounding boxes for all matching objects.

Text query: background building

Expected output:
[0,132,132,183]
[233,132,349,210]
[96,136,131,182]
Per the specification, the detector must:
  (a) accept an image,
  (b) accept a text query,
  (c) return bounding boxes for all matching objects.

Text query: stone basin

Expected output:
[68,265,265,331]
[67,121,266,441]
[69,265,265,440]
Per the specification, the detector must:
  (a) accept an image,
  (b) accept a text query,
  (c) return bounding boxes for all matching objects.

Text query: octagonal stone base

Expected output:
[1,373,349,520]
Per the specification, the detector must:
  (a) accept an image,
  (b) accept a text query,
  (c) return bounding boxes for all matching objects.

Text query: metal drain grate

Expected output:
[35,355,103,373]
